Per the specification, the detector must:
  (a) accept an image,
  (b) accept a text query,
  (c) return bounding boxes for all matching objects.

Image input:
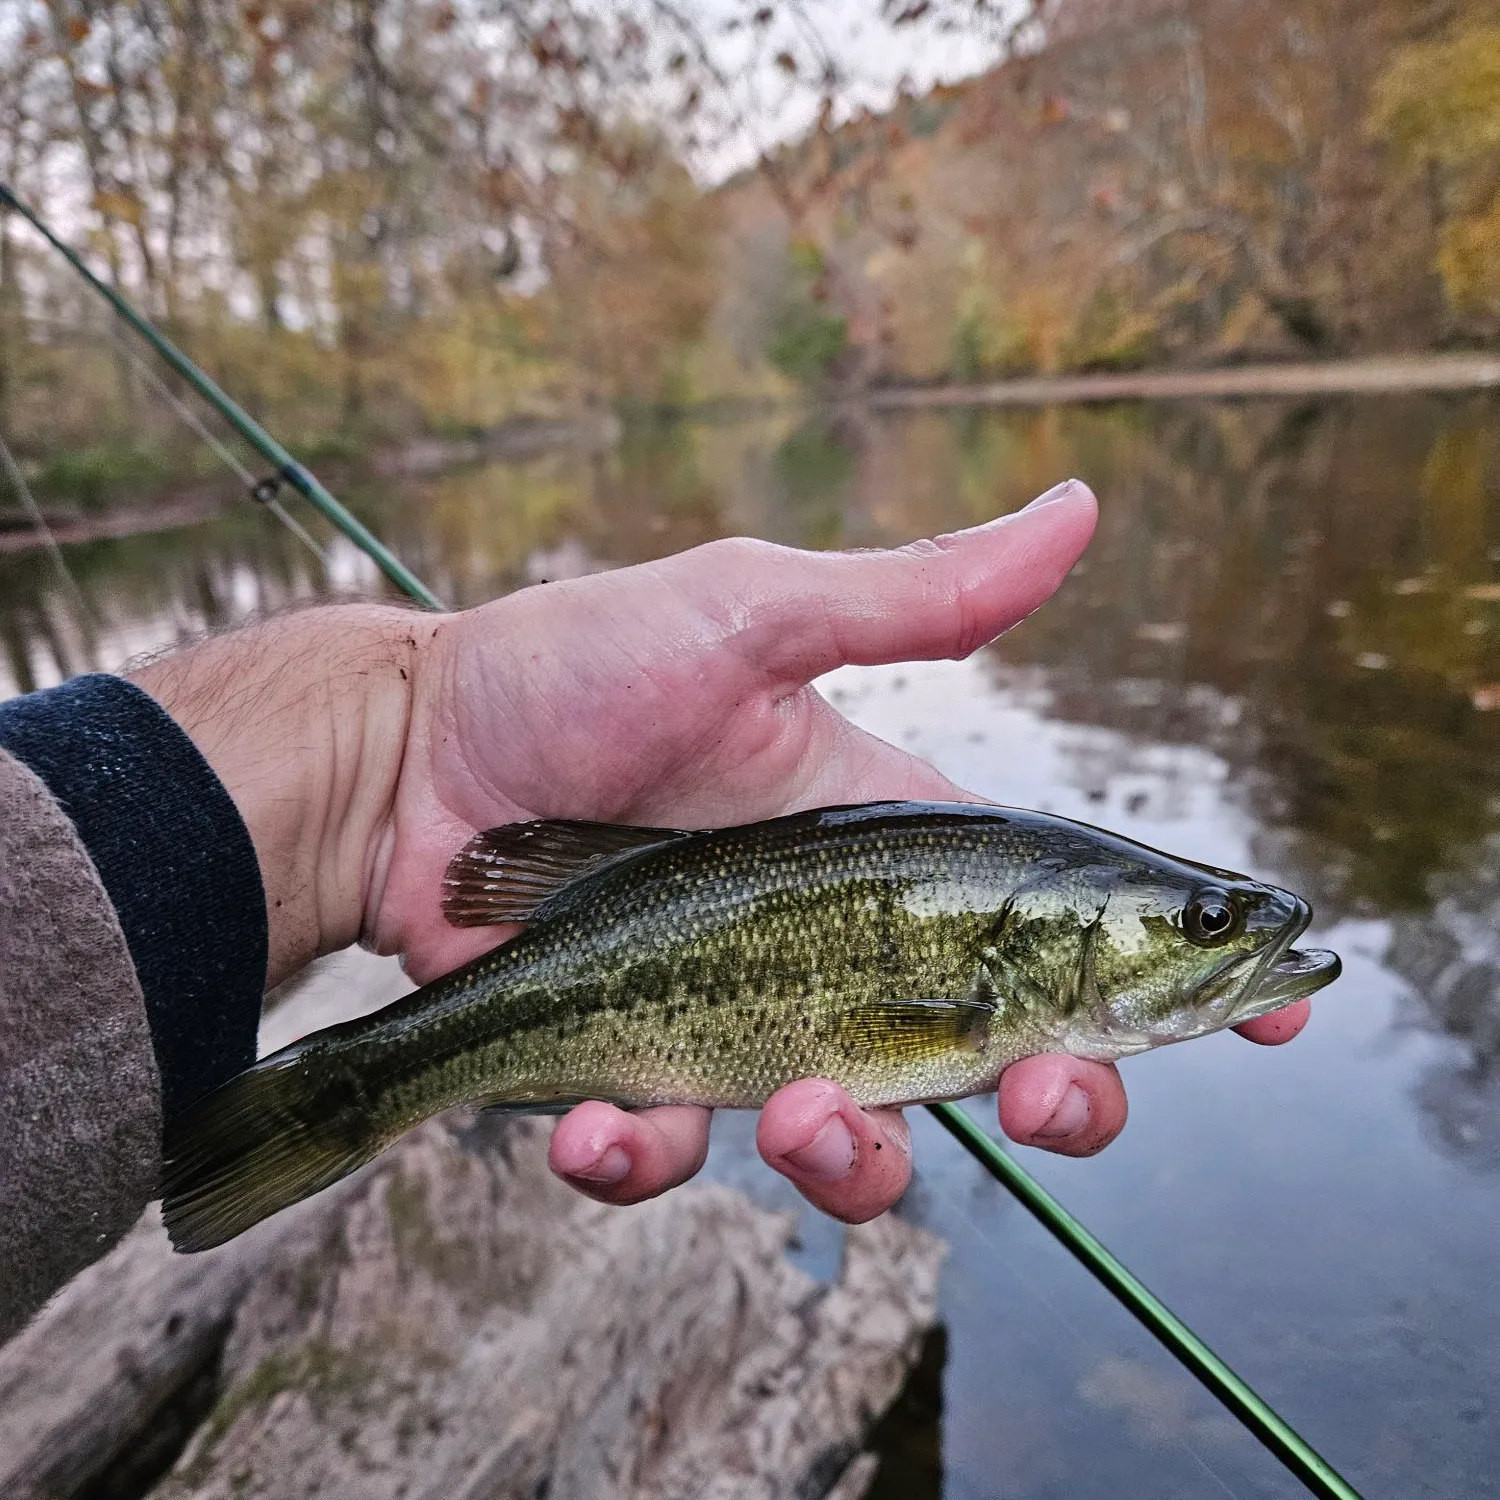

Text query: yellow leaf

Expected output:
[93,190,143,226]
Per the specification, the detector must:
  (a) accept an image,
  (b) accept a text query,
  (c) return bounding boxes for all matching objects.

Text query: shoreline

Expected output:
[856,351,1500,410]
[5,352,1498,556]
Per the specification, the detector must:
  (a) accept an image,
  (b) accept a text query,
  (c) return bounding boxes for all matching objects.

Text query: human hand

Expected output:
[137,477,1307,1226]
[359,478,1307,1221]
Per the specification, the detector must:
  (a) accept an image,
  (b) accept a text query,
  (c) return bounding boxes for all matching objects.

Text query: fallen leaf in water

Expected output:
[1356,652,1390,670]
[1078,1356,1239,1448]
[1471,685,1500,711]
[1465,583,1500,603]
[1135,621,1186,645]
[1393,577,1430,595]
[1326,599,1353,618]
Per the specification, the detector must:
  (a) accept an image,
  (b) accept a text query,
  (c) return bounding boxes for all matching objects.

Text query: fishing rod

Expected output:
[0,183,439,609]
[0,182,1364,1500]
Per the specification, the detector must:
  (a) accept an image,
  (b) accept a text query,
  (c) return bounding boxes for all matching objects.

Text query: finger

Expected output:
[757,1078,912,1223]
[997,1054,1128,1158]
[548,1100,711,1205]
[1234,998,1310,1045]
[698,478,1096,686]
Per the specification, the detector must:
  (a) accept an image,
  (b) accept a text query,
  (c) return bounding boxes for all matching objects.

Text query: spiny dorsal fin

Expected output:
[442,818,692,926]
[837,998,993,1060]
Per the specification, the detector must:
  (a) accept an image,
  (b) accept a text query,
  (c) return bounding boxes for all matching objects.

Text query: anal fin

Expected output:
[443,818,692,925]
[473,1088,636,1116]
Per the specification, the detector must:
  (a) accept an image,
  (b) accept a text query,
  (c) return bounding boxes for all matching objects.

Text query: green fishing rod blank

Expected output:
[8,177,1363,1500]
[0,182,442,610]
[929,1101,1364,1500]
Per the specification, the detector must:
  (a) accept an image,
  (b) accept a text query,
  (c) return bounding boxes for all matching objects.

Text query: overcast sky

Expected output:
[681,1,1021,181]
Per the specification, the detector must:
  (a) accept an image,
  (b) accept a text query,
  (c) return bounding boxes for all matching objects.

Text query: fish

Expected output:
[160,800,1341,1252]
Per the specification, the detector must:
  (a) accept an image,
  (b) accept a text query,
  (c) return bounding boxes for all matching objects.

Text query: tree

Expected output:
[1371,21,1500,332]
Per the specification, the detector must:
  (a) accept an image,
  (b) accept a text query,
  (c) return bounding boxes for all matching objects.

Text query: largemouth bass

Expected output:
[161,801,1340,1251]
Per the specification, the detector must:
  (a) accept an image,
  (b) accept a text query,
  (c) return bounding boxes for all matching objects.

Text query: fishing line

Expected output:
[0,184,439,607]
[19,309,330,567]
[917,1106,1248,1500]
[1,181,1365,1500]
[99,324,332,567]
[0,429,96,627]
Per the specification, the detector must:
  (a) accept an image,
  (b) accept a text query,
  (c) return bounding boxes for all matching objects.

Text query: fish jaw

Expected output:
[1229,945,1342,1021]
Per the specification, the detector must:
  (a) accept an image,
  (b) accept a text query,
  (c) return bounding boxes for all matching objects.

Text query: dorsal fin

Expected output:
[442,819,692,926]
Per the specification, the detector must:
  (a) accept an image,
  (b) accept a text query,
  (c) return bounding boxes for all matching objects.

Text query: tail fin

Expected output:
[161,1052,385,1253]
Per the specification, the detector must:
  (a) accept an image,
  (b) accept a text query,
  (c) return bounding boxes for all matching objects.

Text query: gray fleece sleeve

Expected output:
[0,746,162,1342]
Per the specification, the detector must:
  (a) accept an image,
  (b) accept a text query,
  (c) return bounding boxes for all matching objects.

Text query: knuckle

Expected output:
[698,535,786,571]
[895,536,944,561]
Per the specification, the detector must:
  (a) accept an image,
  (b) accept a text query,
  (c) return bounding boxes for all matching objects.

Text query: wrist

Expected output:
[130,604,438,986]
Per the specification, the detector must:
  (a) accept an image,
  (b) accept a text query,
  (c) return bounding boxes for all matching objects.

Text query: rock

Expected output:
[0,1112,943,1500]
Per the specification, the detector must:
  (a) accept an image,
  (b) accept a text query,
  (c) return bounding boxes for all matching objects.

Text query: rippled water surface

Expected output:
[6,393,1500,1498]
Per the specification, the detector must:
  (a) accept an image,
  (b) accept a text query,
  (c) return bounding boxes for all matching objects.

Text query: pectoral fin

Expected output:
[443,819,693,925]
[838,998,993,1060]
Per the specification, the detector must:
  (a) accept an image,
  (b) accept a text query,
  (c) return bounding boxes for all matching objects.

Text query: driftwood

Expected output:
[0,1112,943,1500]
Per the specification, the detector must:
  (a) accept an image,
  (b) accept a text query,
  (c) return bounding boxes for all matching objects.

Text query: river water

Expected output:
[4,393,1500,1499]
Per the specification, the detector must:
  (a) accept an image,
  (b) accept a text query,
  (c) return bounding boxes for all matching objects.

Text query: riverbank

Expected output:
[0,410,622,554]
[5,353,1498,558]
[858,351,1500,410]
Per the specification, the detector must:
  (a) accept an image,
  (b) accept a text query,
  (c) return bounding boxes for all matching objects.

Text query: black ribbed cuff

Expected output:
[0,674,265,1119]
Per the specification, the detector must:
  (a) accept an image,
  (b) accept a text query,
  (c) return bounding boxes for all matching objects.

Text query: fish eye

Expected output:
[1183,890,1241,946]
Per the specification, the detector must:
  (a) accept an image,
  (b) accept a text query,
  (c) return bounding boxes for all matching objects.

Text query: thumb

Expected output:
[698,479,1096,686]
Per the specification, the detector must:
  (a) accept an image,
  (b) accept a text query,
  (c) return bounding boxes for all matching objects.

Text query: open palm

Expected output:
[368,482,1307,1222]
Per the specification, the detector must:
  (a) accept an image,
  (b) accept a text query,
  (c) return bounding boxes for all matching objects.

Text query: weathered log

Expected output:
[2,947,944,1499]
[150,1113,943,1500]
[0,1109,943,1500]
[0,1169,374,1500]
[0,953,409,1500]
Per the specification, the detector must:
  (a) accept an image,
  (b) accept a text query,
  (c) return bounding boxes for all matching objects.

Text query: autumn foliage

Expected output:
[0,0,1494,462]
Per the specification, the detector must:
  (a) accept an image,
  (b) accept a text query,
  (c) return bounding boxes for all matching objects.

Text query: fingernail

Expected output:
[1034,1083,1089,1140]
[569,1144,631,1183]
[1022,478,1081,512]
[784,1114,857,1180]
[964,480,1082,534]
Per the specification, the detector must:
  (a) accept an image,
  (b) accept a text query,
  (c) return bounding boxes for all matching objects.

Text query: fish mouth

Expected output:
[1229,891,1341,1021]
[1249,945,1342,1009]
[1195,895,1339,1028]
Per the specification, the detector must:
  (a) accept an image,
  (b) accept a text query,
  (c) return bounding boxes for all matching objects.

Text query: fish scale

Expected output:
[160,800,1339,1251]
[361,821,1017,1114]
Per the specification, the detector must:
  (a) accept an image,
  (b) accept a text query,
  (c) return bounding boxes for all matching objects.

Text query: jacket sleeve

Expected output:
[0,674,268,1341]
[0,746,163,1341]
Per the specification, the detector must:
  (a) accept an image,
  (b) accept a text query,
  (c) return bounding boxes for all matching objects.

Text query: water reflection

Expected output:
[7,391,1500,1495]
[1390,834,1500,1169]
[7,396,1500,1113]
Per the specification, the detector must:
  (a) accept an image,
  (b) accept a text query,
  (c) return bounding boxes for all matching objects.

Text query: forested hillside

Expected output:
[0,0,1496,471]
[718,0,1500,388]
